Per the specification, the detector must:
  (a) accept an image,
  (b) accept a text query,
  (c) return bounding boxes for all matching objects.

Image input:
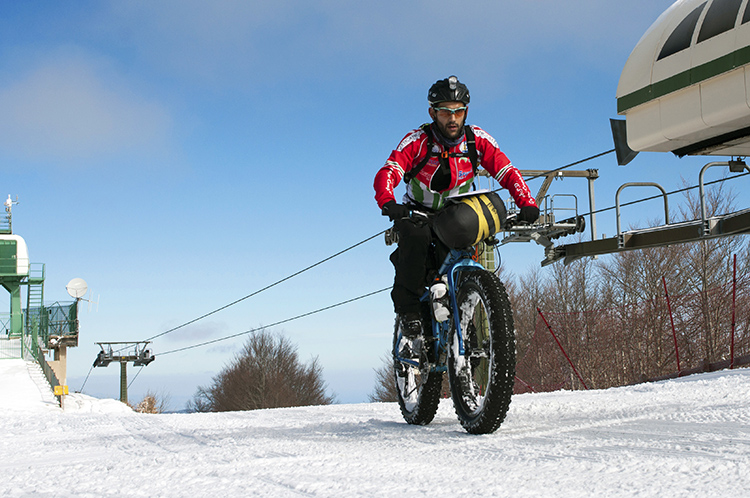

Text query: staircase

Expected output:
[24,264,45,340]
[25,360,58,407]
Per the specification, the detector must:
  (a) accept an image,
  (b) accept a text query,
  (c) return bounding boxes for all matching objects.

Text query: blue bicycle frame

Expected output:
[397,247,485,371]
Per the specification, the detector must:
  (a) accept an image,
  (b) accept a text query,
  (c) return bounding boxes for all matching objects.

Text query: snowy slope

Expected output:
[0,359,748,497]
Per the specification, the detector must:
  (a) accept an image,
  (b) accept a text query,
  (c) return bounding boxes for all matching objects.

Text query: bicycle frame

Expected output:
[396,247,485,372]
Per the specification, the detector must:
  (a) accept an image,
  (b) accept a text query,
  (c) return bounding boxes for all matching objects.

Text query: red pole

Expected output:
[537,308,589,390]
[731,254,737,369]
[662,276,681,372]
[514,376,538,393]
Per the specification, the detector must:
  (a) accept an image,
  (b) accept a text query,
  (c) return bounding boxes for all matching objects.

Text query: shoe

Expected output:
[397,312,423,360]
[398,312,423,338]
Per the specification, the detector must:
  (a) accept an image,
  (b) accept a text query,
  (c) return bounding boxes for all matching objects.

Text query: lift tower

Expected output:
[93,342,155,404]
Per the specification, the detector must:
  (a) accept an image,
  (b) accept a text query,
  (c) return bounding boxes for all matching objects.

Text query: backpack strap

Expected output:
[403,123,434,184]
[464,125,479,177]
[402,124,479,185]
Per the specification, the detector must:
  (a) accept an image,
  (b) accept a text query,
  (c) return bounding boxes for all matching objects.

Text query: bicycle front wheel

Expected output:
[448,270,515,434]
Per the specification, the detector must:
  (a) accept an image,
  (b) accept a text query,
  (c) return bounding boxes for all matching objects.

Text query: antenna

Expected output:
[66,278,88,299]
[3,195,18,234]
[65,277,99,311]
[4,194,18,210]
[87,291,100,312]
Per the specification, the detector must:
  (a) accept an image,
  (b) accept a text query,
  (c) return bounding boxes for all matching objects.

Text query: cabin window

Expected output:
[698,0,743,42]
[658,2,707,60]
[743,0,750,23]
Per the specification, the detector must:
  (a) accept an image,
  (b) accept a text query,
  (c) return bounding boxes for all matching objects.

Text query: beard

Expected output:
[433,116,466,143]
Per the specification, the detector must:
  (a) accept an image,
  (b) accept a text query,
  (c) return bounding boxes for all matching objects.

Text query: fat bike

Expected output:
[389,212,515,435]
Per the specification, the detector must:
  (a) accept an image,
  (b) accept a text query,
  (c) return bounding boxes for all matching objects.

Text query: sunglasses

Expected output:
[433,106,467,118]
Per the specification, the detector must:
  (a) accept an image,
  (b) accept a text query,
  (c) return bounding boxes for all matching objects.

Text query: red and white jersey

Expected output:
[374,124,537,211]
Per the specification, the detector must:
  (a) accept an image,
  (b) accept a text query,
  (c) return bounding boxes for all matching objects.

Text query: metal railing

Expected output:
[0,313,10,337]
[23,301,77,346]
[0,338,22,359]
[34,343,61,406]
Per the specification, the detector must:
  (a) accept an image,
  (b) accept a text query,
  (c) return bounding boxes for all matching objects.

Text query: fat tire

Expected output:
[392,316,443,426]
[448,270,515,434]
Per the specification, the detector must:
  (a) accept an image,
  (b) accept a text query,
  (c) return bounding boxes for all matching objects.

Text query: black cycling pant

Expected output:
[389,217,448,314]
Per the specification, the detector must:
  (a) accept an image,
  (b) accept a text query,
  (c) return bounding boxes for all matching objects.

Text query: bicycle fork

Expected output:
[430,255,485,373]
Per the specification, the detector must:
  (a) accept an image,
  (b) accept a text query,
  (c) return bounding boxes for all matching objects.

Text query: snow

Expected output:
[1,359,749,497]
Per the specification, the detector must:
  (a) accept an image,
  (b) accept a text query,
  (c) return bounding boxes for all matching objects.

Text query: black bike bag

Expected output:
[432,191,507,249]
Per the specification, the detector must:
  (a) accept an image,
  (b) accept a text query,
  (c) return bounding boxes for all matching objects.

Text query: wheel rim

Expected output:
[396,363,422,412]
[393,330,428,413]
[455,287,492,416]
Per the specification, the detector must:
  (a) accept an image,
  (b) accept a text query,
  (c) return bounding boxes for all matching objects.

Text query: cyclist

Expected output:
[373,75,539,355]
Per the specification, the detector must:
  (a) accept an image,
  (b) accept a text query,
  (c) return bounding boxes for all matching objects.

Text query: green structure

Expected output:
[0,233,31,340]
[0,197,79,398]
[476,241,496,273]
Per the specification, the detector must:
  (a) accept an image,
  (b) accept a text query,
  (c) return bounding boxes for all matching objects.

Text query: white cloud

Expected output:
[97,0,301,86]
[94,0,677,91]
[0,49,172,166]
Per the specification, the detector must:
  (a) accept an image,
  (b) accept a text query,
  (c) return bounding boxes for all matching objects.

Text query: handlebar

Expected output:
[384,207,531,247]
[401,207,528,230]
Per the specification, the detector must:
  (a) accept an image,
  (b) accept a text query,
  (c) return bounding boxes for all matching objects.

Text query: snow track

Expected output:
[0,359,748,496]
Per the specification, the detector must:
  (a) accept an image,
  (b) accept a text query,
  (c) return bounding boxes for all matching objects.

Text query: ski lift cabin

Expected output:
[618,0,750,156]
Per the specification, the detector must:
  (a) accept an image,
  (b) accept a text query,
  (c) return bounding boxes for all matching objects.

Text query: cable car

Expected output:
[618,0,750,156]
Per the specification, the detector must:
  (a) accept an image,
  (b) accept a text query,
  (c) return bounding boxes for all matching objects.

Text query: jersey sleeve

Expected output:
[373,128,426,209]
[471,126,537,208]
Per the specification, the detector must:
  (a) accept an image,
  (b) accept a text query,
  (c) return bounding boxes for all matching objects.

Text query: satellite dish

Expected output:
[66,278,88,299]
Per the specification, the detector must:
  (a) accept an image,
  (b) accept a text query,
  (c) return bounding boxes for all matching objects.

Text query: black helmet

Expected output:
[428,75,470,106]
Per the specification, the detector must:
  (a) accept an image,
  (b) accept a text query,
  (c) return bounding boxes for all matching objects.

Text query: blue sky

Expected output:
[2,0,737,408]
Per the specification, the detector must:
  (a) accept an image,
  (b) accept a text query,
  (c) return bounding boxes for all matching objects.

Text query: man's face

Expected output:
[429,101,467,140]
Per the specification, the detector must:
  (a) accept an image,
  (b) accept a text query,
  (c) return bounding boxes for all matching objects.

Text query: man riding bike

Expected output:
[373,75,539,356]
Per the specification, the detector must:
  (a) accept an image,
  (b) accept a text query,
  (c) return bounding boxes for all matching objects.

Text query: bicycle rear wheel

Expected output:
[448,270,515,434]
[392,314,442,426]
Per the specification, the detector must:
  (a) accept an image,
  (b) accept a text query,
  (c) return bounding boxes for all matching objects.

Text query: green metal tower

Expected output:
[0,196,31,341]
[0,197,78,361]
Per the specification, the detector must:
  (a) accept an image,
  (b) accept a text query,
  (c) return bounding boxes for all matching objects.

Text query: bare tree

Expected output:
[134,390,171,414]
[677,179,746,363]
[186,386,213,413]
[517,177,750,391]
[598,242,688,383]
[368,352,397,402]
[187,329,335,412]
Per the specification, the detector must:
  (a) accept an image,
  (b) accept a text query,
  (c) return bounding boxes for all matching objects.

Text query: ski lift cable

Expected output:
[128,366,145,389]
[525,149,615,183]
[578,170,750,218]
[142,230,388,343]
[78,365,95,393]
[485,149,614,197]
[156,286,391,357]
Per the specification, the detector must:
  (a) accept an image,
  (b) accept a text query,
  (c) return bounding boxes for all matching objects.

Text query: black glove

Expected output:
[518,205,540,224]
[381,200,411,221]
